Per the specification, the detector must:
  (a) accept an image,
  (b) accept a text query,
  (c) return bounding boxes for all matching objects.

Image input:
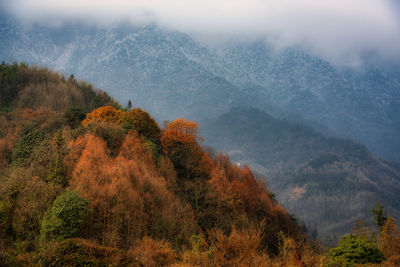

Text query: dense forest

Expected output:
[0,63,399,266]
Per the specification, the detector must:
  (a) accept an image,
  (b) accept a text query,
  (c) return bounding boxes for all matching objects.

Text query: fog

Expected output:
[2,0,400,66]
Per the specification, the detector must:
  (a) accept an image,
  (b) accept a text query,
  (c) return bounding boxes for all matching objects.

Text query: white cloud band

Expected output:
[3,0,400,66]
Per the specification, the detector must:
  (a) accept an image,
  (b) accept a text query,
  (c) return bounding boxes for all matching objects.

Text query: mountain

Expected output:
[201,107,400,244]
[0,18,264,121]
[1,16,400,161]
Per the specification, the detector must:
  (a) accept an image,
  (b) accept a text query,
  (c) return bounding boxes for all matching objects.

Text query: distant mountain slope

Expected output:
[0,19,264,121]
[191,43,400,161]
[201,107,400,244]
[1,16,400,161]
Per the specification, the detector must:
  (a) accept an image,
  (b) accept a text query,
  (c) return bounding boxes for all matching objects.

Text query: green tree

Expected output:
[64,106,85,129]
[329,234,385,266]
[12,130,44,166]
[40,191,90,241]
[371,203,387,231]
[46,156,67,187]
[120,108,161,143]
[45,130,67,186]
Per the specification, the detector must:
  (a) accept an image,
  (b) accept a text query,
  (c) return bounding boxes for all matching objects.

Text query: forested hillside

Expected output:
[1,64,400,266]
[202,107,400,245]
[0,63,308,266]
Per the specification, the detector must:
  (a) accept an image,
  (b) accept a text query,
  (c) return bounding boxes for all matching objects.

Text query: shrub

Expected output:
[36,238,138,266]
[182,234,215,266]
[40,191,90,241]
[329,234,385,265]
[209,226,270,266]
[129,237,177,267]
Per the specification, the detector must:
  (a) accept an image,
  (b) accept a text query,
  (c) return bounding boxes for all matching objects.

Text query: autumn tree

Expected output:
[278,233,322,267]
[161,118,211,182]
[209,225,270,266]
[167,118,199,137]
[82,106,160,140]
[380,216,400,262]
[82,106,120,126]
[129,237,177,266]
[68,132,195,248]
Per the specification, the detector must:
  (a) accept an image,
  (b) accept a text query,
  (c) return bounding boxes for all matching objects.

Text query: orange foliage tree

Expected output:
[160,118,199,153]
[167,118,199,137]
[82,106,161,143]
[380,215,400,264]
[161,118,211,183]
[81,106,120,126]
[67,132,195,248]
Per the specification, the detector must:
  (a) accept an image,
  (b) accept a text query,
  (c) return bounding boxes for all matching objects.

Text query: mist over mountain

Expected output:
[3,0,400,66]
[1,15,399,161]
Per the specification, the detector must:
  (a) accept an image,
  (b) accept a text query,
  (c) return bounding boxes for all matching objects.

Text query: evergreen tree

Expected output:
[329,234,385,265]
[64,106,85,128]
[41,191,90,241]
[371,203,387,231]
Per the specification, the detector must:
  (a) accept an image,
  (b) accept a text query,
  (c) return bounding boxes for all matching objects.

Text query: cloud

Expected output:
[3,0,400,66]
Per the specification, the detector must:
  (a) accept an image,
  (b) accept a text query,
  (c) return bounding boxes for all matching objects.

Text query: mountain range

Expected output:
[1,16,400,161]
[1,15,400,244]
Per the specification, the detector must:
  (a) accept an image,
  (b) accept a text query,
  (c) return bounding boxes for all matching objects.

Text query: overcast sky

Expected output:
[2,0,400,66]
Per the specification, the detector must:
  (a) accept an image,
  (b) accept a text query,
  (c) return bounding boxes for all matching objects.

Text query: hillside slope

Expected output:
[201,107,400,244]
[0,64,310,266]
